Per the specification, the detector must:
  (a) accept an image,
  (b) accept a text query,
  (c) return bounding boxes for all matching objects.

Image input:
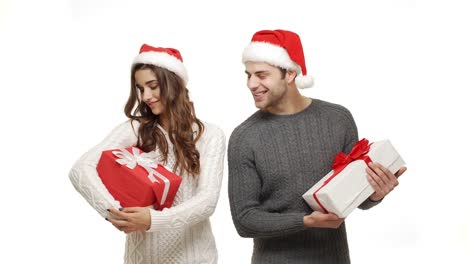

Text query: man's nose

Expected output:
[247,77,260,91]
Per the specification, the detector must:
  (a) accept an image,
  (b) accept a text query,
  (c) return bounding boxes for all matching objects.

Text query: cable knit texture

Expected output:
[228,99,380,264]
[70,120,225,264]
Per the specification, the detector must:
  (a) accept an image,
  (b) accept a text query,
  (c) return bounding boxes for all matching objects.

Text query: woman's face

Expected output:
[135,68,165,116]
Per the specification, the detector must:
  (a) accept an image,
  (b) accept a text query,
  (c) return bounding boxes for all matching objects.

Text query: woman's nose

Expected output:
[142,87,152,101]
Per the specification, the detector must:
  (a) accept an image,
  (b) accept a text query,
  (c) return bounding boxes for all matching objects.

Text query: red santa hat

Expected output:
[133,44,188,84]
[242,29,314,89]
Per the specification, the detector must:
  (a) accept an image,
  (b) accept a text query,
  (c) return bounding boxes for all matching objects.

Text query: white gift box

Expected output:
[302,139,405,218]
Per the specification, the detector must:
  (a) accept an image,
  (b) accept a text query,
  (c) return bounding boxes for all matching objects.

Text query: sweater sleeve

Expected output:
[69,120,139,218]
[146,124,225,232]
[228,129,306,238]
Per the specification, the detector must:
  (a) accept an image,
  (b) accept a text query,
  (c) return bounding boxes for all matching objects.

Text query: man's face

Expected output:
[244,61,289,112]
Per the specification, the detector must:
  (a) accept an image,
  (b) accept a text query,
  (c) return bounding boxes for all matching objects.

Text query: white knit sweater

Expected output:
[69,120,225,264]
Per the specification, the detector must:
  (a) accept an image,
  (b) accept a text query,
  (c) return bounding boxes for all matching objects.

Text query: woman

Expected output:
[69,44,225,264]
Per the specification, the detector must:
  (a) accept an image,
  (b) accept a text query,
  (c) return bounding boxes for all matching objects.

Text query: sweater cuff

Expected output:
[279,213,308,235]
[146,208,171,232]
[296,212,308,229]
[359,197,383,210]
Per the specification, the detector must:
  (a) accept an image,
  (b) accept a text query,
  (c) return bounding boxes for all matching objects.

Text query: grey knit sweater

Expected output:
[228,99,380,264]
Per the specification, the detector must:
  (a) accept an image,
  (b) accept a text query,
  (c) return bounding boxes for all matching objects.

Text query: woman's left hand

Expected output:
[107,207,151,234]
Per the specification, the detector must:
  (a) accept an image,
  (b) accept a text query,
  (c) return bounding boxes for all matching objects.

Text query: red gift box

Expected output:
[97,147,182,209]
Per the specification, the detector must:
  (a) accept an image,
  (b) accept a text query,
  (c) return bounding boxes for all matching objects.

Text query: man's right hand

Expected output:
[303,211,344,229]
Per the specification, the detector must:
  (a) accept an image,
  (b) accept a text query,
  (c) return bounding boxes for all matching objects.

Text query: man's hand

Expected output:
[303,211,344,229]
[367,162,407,202]
[106,207,151,234]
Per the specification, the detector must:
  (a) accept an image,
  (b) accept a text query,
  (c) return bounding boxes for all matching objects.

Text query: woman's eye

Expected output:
[136,86,143,93]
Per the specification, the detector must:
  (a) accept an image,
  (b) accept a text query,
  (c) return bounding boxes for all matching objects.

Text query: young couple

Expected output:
[70,29,407,264]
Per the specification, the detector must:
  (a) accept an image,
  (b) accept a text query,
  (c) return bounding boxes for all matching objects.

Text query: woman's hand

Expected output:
[106,207,151,234]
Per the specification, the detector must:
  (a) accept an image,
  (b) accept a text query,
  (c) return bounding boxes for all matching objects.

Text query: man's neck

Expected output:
[266,94,312,115]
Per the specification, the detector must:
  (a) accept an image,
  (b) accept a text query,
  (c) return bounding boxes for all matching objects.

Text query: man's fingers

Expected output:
[327,219,344,229]
[366,167,388,201]
[367,175,380,193]
[306,212,345,229]
[395,167,407,177]
[313,211,340,221]
[366,166,384,190]
[373,162,395,182]
[368,163,389,182]
[326,213,341,221]
[370,162,401,190]
[322,213,342,222]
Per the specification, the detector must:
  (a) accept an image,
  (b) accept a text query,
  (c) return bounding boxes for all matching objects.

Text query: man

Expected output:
[228,29,406,263]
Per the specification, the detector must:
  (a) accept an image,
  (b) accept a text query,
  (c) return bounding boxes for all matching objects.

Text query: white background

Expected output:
[1,0,467,263]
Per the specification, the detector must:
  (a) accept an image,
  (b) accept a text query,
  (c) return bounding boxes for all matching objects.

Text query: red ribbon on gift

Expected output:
[313,138,373,214]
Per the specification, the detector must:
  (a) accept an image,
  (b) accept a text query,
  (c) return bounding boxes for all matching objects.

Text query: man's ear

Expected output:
[286,70,298,84]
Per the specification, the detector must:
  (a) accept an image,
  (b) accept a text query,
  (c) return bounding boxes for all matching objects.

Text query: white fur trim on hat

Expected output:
[295,75,314,89]
[133,52,189,84]
[243,42,300,72]
[242,41,313,89]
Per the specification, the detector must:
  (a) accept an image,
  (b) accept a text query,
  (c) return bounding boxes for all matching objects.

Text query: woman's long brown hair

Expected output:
[124,64,204,176]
